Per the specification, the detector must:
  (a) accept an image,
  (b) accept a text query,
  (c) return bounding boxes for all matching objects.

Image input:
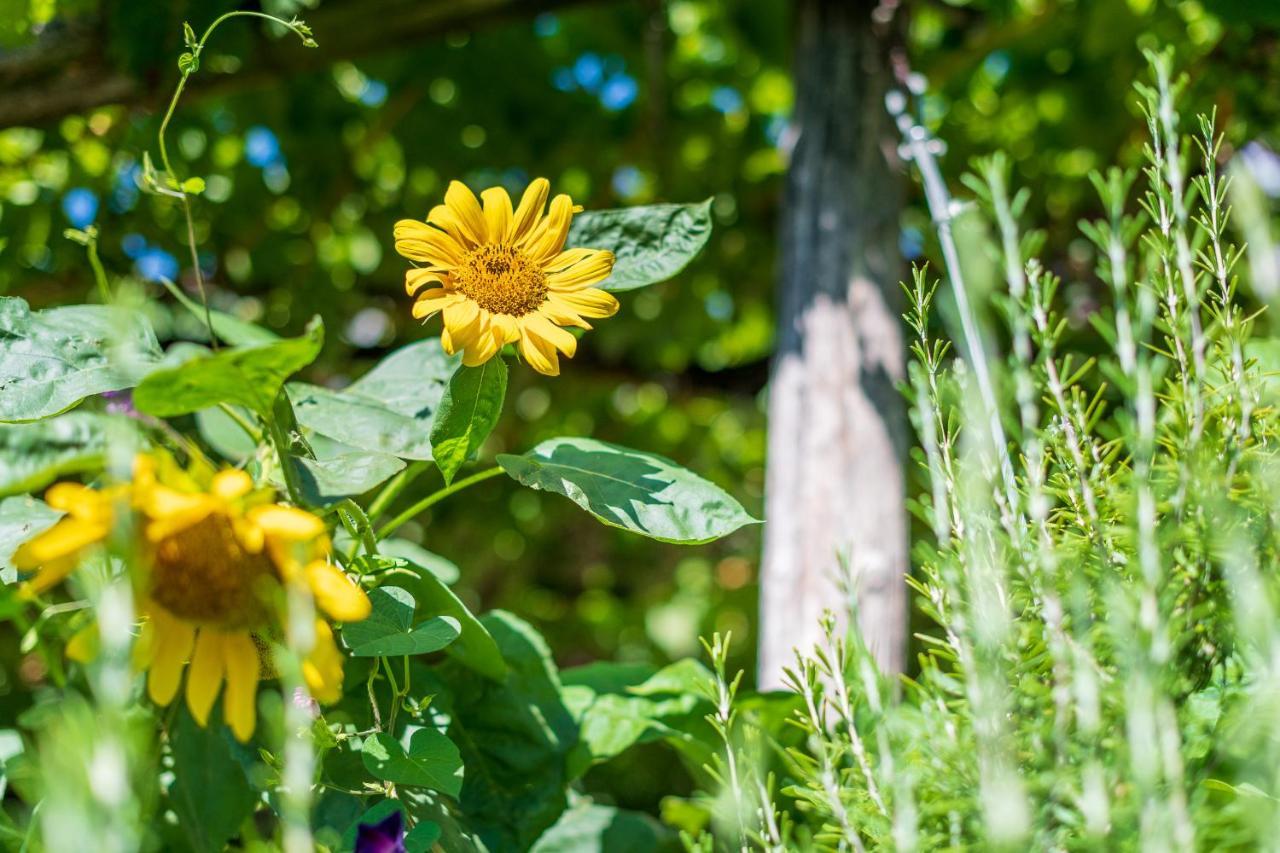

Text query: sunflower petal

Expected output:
[185,629,226,726]
[247,505,326,541]
[526,313,578,357]
[394,220,467,266]
[489,313,521,346]
[303,620,344,704]
[66,622,99,663]
[427,203,476,250]
[211,469,253,501]
[462,327,501,366]
[305,561,372,622]
[510,178,550,242]
[13,519,105,568]
[521,194,576,262]
[444,181,488,245]
[412,290,463,320]
[546,249,615,290]
[518,324,561,376]
[222,632,261,742]
[406,269,447,297]
[147,610,195,706]
[443,300,485,347]
[481,187,514,243]
[555,287,621,319]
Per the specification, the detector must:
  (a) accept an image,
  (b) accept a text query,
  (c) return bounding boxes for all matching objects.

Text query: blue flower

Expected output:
[573,53,605,92]
[600,74,638,111]
[135,248,179,283]
[61,188,99,229]
[245,126,283,168]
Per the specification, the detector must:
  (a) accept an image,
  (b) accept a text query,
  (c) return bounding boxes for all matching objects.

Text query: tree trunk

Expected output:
[759,0,906,688]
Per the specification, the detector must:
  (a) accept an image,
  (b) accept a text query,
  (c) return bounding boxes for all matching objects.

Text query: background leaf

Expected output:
[429,358,507,485]
[0,297,163,423]
[530,802,673,853]
[274,447,405,508]
[498,437,758,544]
[168,707,256,853]
[289,339,458,460]
[133,318,323,418]
[566,200,713,292]
[158,278,280,346]
[0,412,141,498]
[361,729,464,796]
[0,496,61,583]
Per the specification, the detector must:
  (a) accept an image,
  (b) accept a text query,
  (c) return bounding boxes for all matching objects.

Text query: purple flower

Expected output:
[101,390,138,418]
[292,686,320,719]
[355,811,405,853]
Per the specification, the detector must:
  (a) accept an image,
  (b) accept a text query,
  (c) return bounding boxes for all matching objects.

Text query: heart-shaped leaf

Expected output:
[361,729,463,796]
[342,586,460,657]
[566,200,712,292]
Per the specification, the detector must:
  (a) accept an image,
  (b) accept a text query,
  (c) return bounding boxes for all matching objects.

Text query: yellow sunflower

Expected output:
[13,453,371,742]
[394,178,619,376]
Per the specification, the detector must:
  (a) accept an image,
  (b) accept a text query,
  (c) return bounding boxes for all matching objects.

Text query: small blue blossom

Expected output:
[600,74,638,111]
[61,188,99,229]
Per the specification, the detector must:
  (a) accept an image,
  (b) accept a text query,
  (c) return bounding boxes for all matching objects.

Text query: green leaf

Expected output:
[195,406,258,461]
[180,176,206,194]
[275,448,405,508]
[497,437,758,544]
[158,278,279,346]
[429,358,508,485]
[566,200,712,292]
[0,412,140,498]
[289,339,458,460]
[530,802,670,853]
[0,297,163,423]
[441,611,577,851]
[361,728,464,796]
[0,496,62,583]
[134,318,323,418]
[377,538,459,583]
[343,587,461,657]
[340,800,441,853]
[168,707,256,853]
[364,556,507,681]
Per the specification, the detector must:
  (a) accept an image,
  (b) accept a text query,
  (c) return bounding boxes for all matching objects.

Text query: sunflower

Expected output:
[13,454,371,742]
[394,178,619,376]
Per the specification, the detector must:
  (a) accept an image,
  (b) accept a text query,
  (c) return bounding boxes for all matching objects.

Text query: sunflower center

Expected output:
[454,243,548,317]
[149,514,278,629]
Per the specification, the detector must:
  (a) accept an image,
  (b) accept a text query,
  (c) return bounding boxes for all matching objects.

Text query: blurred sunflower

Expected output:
[394,178,618,376]
[13,453,370,742]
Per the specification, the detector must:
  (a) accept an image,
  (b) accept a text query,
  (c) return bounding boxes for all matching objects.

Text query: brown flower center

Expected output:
[454,243,548,316]
[149,514,278,629]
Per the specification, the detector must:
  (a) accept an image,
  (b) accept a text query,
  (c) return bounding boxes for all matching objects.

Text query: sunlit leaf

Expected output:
[497,437,758,544]
[341,585,460,657]
[361,729,463,796]
[290,339,458,460]
[134,318,323,418]
[566,200,712,292]
[0,412,141,498]
[430,358,507,485]
[169,707,256,853]
[0,297,163,423]
[530,802,669,852]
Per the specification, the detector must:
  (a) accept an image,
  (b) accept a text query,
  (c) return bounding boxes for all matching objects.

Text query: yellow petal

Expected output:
[406,269,447,297]
[132,614,157,670]
[489,313,521,346]
[526,312,578,357]
[147,610,195,706]
[13,519,105,568]
[426,203,476,250]
[554,287,620,319]
[393,220,466,266]
[546,249,615,290]
[211,469,253,501]
[518,324,560,376]
[412,290,463,321]
[305,561,372,622]
[66,622,99,664]
[444,181,488,246]
[510,178,550,242]
[185,629,226,726]
[247,505,325,541]
[222,632,260,742]
[520,194,575,262]
[540,297,591,330]
[481,187,513,244]
[303,620,344,704]
[440,326,455,355]
[442,300,484,348]
[17,556,79,599]
[44,483,109,520]
[462,328,501,367]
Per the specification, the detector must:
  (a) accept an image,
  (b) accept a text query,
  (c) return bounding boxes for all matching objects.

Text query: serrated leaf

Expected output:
[361,729,463,796]
[289,339,457,460]
[497,437,758,544]
[429,358,507,485]
[134,318,323,418]
[566,200,712,291]
[0,297,163,423]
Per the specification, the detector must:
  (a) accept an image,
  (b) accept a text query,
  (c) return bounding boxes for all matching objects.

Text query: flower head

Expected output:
[394,178,619,376]
[13,453,371,741]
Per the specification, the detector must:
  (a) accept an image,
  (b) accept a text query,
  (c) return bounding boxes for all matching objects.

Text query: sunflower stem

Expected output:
[365,461,429,523]
[266,413,305,506]
[374,465,504,540]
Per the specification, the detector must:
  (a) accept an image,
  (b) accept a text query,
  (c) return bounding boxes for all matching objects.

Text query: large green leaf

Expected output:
[440,611,577,851]
[134,318,323,418]
[273,447,405,507]
[0,297,163,423]
[430,359,507,484]
[530,802,672,853]
[341,585,460,657]
[497,437,758,544]
[0,412,140,498]
[566,200,712,292]
[365,555,507,681]
[0,496,62,583]
[289,339,458,460]
[361,728,464,796]
[168,707,256,853]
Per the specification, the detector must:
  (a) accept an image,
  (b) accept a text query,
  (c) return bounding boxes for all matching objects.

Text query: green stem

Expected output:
[375,466,504,540]
[366,461,429,522]
[266,415,304,506]
[86,235,111,303]
[217,403,262,443]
